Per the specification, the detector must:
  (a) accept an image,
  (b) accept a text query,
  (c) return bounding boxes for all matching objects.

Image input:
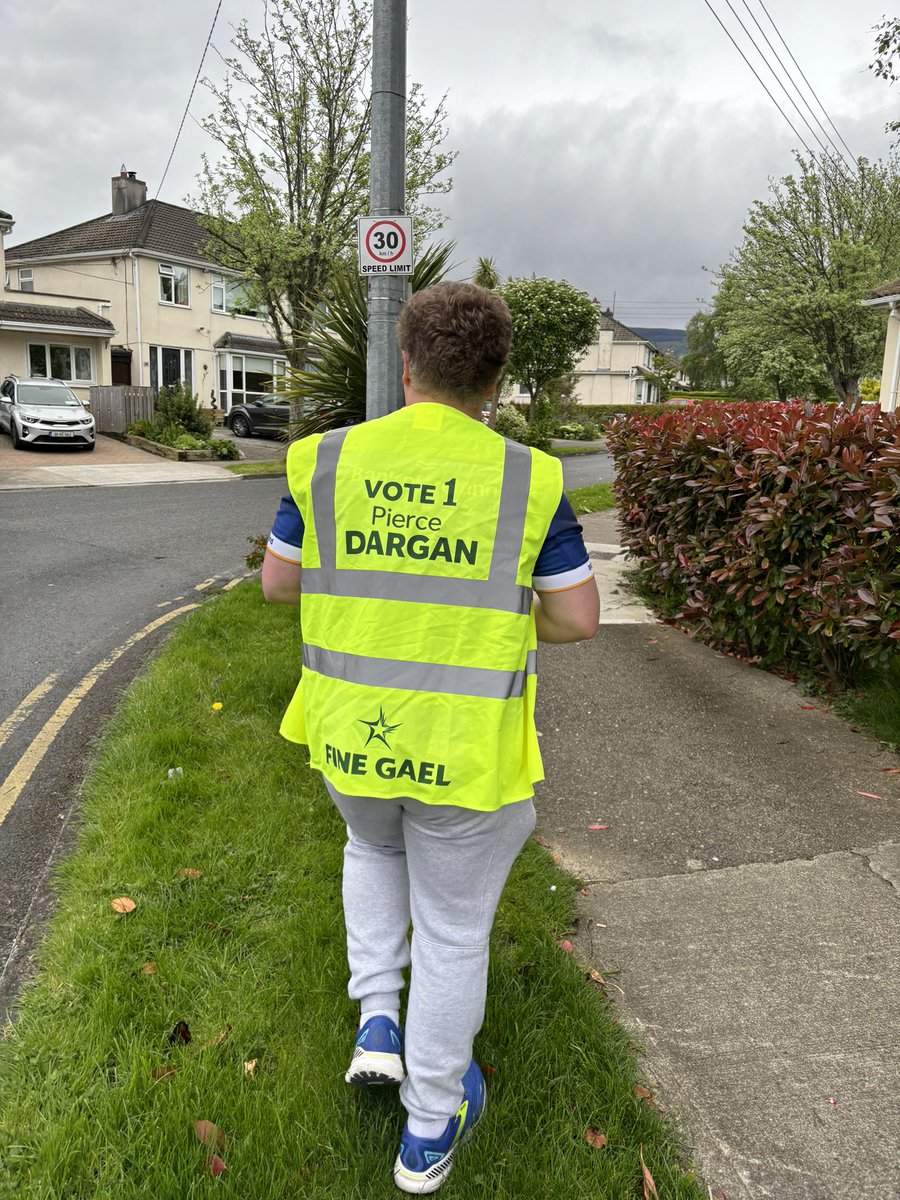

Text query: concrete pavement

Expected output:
[537,507,900,1199]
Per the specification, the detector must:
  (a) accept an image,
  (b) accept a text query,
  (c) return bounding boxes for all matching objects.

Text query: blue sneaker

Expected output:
[345,1016,404,1086]
[393,1061,486,1194]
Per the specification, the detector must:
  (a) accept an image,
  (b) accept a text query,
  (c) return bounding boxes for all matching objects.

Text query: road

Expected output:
[0,476,289,1016]
[560,451,616,488]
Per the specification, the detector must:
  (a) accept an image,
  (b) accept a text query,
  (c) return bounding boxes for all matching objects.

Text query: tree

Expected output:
[644,352,679,401]
[283,241,455,435]
[498,277,597,422]
[681,310,727,390]
[472,257,501,290]
[712,153,900,407]
[871,17,900,142]
[192,0,455,373]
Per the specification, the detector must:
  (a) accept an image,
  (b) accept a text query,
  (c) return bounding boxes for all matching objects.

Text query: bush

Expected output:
[154,381,214,437]
[210,438,240,460]
[494,404,530,442]
[554,420,601,440]
[860,376,881,404]
[172,432,206,451]
[606,402,900,684]
[513,402,669,426]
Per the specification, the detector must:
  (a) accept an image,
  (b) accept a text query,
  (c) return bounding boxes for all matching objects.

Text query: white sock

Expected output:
[359,1009,400,1031]
[407,1116,451,1140]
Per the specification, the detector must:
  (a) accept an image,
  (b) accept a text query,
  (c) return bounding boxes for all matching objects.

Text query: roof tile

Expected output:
[0,301,115,331]
[6,201,216,264]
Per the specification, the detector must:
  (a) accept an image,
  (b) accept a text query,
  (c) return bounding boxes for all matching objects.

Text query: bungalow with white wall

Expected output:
[861,278,900,412]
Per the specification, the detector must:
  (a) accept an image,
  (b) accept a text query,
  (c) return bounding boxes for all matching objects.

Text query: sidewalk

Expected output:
[536,515,900,1198]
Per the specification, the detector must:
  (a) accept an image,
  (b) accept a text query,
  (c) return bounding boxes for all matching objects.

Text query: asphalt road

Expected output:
[560,451,616,488]
[0,476,289,1016]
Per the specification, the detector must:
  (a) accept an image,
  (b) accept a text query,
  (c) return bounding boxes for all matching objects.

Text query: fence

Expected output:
[89,386,154,434]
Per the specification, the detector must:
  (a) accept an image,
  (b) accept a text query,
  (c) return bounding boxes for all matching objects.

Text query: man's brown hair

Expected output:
[396,282,512,405]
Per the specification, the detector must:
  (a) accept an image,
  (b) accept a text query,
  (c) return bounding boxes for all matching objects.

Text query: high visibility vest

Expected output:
[280,402,563,811]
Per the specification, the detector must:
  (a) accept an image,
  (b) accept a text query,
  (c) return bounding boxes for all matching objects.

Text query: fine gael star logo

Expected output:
[358,707,401,748]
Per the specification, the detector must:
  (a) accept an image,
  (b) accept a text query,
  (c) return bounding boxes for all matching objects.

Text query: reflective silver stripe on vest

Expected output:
[303,644,537,700]
[305,432,532,614]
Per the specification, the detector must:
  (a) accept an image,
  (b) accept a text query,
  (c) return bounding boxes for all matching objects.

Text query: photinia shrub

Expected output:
[606,402,900,684]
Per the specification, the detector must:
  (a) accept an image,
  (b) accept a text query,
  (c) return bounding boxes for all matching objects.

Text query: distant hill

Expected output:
[631,327,688,359]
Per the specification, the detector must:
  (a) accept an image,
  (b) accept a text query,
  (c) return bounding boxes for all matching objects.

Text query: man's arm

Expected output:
[261,551,302,605]
[534,577,599,643]
[260,494,304,605]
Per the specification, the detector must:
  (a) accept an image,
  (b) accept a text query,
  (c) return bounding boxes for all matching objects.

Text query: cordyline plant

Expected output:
[606,403,900,685]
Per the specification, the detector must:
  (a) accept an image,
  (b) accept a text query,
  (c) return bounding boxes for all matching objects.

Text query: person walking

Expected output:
[261,281,599,1193]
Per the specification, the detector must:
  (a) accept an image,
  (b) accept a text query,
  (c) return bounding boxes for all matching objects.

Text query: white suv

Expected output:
[0,376,96,451]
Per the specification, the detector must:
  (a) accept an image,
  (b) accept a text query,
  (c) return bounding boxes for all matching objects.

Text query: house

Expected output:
[0,208,116,399]
[4,169,287,414]
[860,279,900,412]
[573,309,663,406]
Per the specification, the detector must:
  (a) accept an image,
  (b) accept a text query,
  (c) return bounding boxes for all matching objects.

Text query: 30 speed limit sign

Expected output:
[357,215,414,275]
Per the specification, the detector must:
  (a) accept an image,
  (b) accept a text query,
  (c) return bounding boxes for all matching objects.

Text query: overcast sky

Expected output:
[1,0,897,327]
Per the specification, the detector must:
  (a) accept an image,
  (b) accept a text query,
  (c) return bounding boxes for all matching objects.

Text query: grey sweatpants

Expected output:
[326,783,536,1125]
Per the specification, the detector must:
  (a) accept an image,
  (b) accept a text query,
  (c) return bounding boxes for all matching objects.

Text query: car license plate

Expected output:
[49,431,76,438]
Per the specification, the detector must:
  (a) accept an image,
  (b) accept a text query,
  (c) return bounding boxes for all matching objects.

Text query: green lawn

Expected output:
[226,460,288,477]
[565,482,616,514]
[0,585,702,1199]
[838,654,900,750]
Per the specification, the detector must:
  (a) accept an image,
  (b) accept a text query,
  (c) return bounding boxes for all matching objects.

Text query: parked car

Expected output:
[226,394,292,439]
[0,376,95,451]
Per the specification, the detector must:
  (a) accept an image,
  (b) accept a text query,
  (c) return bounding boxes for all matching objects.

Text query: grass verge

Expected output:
[226,460,287,477]
[565,482,616,514]
[0,584,702,1199]
[836,654,900,750]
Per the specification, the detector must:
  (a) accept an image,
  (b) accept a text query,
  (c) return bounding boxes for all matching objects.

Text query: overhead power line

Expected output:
[701,0,818,159]
[154,0,224,203]
[739,0,856,170]
[754,0,858,167]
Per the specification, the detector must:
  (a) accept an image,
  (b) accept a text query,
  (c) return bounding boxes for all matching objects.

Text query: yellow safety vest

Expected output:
[280,402,563,810]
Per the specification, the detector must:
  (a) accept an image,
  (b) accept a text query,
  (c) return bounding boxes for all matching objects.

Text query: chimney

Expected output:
[0,208,14,292]
[111,167,147,215]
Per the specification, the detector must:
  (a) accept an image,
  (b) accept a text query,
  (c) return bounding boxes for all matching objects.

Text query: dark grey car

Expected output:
[226,394,291,439]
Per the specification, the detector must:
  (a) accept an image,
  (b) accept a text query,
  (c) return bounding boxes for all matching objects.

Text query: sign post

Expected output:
[366,0,408,421]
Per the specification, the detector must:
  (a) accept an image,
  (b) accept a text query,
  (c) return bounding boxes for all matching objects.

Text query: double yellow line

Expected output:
[0,604,199,828]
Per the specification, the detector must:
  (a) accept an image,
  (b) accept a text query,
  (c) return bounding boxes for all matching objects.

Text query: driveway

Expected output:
[0,431,161,469]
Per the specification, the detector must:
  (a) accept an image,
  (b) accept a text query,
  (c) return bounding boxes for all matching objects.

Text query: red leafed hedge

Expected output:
[606,403,900,683]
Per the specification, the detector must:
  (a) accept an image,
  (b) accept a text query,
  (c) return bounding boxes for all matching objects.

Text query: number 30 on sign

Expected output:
[357,216,414,276]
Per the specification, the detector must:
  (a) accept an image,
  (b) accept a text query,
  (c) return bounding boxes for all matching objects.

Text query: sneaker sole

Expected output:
[392,1091,485,1193]
[345,1051,404,1086]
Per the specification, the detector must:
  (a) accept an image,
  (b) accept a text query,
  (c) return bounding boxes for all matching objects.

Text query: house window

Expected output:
[19,268,33,293]
[148,345,194,393]
[158,262,189,306]
[28,343,93,382]
[224,353,284,410]
[210,273,265,318]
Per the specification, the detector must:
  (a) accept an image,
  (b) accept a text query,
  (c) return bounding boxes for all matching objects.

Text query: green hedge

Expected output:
[606,402,900,684]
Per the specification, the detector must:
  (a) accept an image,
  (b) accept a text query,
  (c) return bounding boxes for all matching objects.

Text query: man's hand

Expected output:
[534,577,599,643]
[261,550,302,605]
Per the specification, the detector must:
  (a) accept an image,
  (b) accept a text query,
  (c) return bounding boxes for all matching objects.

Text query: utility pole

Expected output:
[366,0,407,420]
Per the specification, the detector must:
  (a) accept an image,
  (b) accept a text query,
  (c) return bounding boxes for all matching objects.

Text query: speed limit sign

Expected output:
[357,215,414,275]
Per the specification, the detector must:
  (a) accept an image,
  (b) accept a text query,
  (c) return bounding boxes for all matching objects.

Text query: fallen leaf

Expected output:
[585,969,606,989]
[168,1021,192,1045]
[177,868,203,880]
[532,833,551,847]
[876,768,900,774]
[243,1059,258,1077]
[635,1084,654,1103]
[110,897,136,914]
[556,939,574,954]
[481,1063,496,1076]
[151,1064,177,1082]
[578,886,590,896]
[646,638,658,645]
[799,704,817,710]
[202,1025,233,1050]
[856,792,884,800]
[584,1126,607,1149]
[710,1190,728,1200]
[194,1120,227,1152]
[552,853,561,864]
[206,1155,228,1177]
[140,962,158,975]
[827,1097,837,1106]
[640,1145,660,1199]
[587,824,609,831]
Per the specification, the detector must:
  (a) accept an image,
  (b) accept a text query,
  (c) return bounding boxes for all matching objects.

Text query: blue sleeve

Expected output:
[533,495,593,590]
[267,494,305,563]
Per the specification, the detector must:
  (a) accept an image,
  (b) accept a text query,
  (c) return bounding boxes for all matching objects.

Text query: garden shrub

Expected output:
[154,381,214,436]
[210,438,240,460]
[554,420,601,440]
[606,402,900,684]
[495,404,530,442]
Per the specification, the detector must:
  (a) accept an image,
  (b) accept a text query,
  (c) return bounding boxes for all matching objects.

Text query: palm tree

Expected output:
[282,242,456,438]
